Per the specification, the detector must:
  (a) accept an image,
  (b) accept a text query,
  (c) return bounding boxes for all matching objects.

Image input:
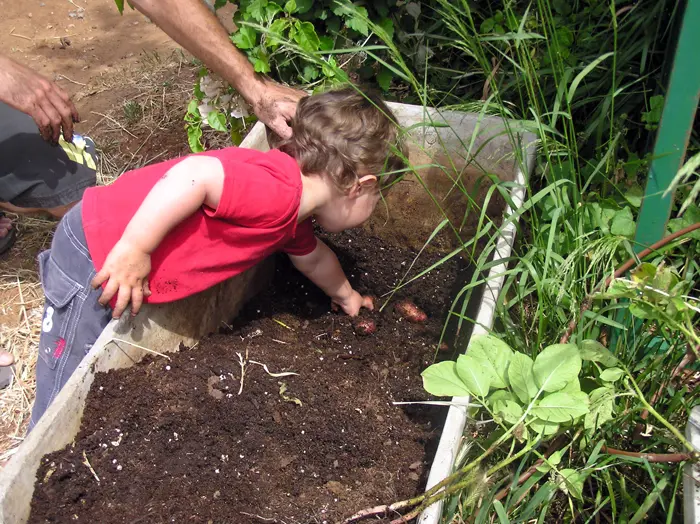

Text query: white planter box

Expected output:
[0,103,536,523]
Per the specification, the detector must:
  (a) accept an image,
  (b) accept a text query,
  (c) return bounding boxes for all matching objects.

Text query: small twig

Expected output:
[236,352,246,395]
[57,74,87,86]
[560,222,700,344]
[602,446,694,463]
[248,360,298,378]
[82,450,100,483]
[16,277,31,334]
[90,111,137,138]
[110,338,172,361]
[239,512,278,522]
[9,27,32,41]
[271,339,289,345]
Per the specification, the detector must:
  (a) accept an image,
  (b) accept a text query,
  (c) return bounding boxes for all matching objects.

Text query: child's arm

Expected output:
[289,238,373,316]
[91,155,225,319]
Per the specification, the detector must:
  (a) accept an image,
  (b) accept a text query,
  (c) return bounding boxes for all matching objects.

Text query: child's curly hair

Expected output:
[278,87,406,190]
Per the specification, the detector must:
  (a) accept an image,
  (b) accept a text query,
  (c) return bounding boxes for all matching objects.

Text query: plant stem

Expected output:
[627,373,696,452]
[560,222,700,344]
[601,446,693,463]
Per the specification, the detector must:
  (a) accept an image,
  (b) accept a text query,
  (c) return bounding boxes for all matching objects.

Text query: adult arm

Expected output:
[92,155,225,318]
[128,0,304,138]
[289,239,374,316]
[0,54,79,143]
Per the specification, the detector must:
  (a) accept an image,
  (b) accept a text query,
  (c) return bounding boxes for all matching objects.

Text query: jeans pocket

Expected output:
[37,250,82,370]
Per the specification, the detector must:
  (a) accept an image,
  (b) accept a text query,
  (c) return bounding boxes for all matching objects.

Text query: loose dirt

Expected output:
[29,226,469,523]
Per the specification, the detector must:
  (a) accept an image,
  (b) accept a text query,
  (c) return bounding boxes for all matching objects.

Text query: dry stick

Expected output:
[601,446,692,463]
[57,74,87,86]
[90,111,137,139]
[82,450,100,483]
[560,222,700,344]
[110,337,172,361]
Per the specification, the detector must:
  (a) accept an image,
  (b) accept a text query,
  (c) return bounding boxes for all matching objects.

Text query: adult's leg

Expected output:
[0,102,98,380]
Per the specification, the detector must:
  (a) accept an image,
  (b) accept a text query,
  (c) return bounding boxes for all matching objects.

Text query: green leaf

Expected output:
[668,204,700,240]
[610,207,636,237]
[405,1,420,19]
[265,2,282,18]
[533,344,581,392]
[599,367,624,382]
[567,52,614,104]
[421,362,470,397]
[319,35,334,51]
[231,26,257,49]
[376,68,392,91]
[214,0,228,9]
[468,335,514,389]
[300,64,319,82]
[536,449,563,473]
[267,18,290,48]
[114,0,125,14]
[187,124,204,153]
[642,95,664,128]
[557,469,585,500]
[377,17,394,40]
[295,0,313,13]
[456,354,492,397]
[207,110,227,132]
[492,500,510,524]
[507,352,539,404]
[253,55,271,73]
[489,391,523,425]
[247,0,268,20]
[292,21,321,52]
[560,379,581,394]
[631,263,656,284]
[284,0,296,13]
[584,387,615,431]
[481,18,495,33]
[346,14,369,36]
[623,184,644,208]
[579,340,618,367]
[529,417,559,436]
[629,301,658,320]
[531,391,589,423]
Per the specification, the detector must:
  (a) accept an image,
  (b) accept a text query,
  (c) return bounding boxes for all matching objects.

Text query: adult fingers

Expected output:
[362,295,375,311]
[46,88,75,142]
[112,285,132,319]
[142,279,152,297]
[98,278,120,307]
[31,105,53,142]
[38,98,63,143]
[130,286,144,316]
[268,115,293,140]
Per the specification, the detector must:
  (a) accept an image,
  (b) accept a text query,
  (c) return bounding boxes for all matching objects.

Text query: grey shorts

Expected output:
[0,102,97,209]
[29,203,112,430]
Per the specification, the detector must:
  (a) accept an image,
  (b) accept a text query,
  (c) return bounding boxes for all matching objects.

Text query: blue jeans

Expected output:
[29,203,112,430]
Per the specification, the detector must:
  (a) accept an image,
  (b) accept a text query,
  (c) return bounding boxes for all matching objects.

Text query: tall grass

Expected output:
[237,0,697,519]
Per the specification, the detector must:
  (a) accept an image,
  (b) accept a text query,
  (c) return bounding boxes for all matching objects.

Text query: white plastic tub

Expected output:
[0,103,536,523]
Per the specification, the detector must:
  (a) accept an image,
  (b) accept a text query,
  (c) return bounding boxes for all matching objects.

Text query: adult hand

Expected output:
[0,55,80,144]
[91,239,152,319]
[248,80,305,140]
[332,291,374,317]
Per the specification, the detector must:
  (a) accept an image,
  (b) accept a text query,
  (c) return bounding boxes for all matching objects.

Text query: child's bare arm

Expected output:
[289,238,373,316]
[92,156,225,319]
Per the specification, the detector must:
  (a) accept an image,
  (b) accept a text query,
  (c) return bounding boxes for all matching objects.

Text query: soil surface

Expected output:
[29,227,469,523]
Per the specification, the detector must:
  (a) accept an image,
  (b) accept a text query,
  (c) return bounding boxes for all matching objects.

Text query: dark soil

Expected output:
[29,227,470,524]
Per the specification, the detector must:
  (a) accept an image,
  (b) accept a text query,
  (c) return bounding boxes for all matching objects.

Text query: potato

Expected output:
[354,319,377,336]
[395,300,427,323]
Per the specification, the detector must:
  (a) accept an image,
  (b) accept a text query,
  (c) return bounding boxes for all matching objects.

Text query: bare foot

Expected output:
[0,216,12,238]
[0,350,14,367]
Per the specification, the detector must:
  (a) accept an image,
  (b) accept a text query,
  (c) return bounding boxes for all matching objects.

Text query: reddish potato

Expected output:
[395,300,427,323]
[354,319,377,336]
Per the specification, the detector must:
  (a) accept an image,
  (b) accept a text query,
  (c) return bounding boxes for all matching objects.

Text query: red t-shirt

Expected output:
[81,148,317,304]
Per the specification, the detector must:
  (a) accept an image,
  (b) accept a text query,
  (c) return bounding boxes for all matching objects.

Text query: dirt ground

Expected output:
[29,227,467,523]
[0,0,237,460]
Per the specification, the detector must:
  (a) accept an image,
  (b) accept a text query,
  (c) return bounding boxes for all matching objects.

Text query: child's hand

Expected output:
[331,291,374,317]
[91,239,152,319]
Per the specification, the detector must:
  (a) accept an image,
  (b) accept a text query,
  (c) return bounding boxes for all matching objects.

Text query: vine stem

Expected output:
[560,222,700,344]
[601,446,694,463]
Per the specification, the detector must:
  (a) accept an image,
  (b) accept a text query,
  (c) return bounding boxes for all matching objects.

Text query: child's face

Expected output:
[315,176,380,233]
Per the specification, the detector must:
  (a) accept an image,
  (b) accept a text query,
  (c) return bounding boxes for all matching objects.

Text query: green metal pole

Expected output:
[634,0,700,253]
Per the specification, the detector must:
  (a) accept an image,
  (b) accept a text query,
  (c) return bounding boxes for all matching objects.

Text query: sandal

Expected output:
[0,212,16,256]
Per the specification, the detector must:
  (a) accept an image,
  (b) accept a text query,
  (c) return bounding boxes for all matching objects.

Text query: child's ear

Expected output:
[349,175,378,198]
